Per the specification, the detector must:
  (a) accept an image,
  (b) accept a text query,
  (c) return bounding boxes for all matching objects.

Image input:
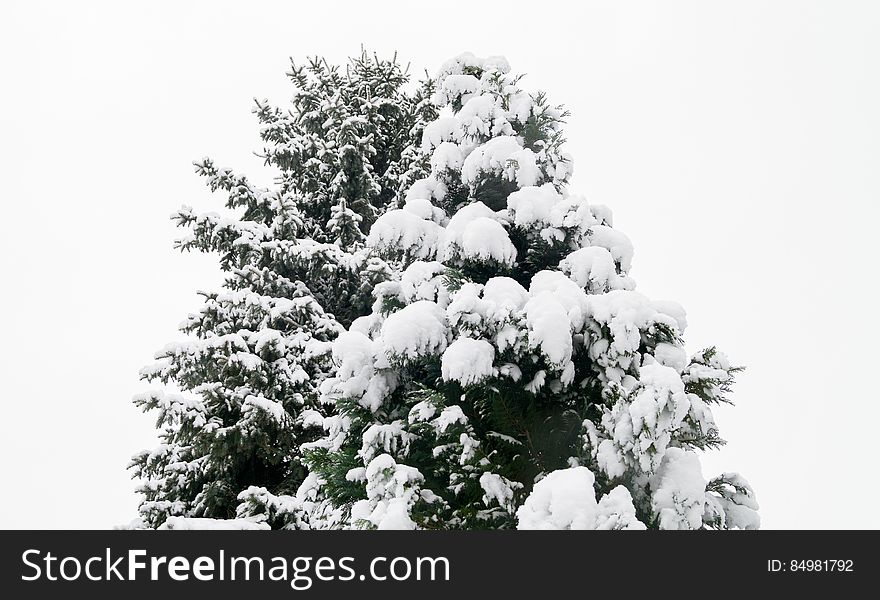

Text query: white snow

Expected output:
[439,74,481,103]
[594,486,647,530]
[529,270,589,329]
[461,136,540,187]
[241,394,287,424]
[360,420,412,462]
[402,197,446,224]
[399,261,449,304]
[481,276,529,314]
[408,400,438,423]
[380,300,448,361]
[653,342,688,372]
[430,141,464,172]
[442,202,516,266]
[431,405,469,433]
[405,176,447,204]
[300,409,324,429]
[367,209,442,260]
[524,291,573,370]
[506,184,562,227]
[583,290,686,382]
[516,467,598,530]
[559,246,633,293]
[650,448,707,530]
[353,454,424,530]
[651,300,689,333]
[479,472,521,512]
[462,218,516,265]
[374,498,417,530]
[704,472,761,530]
[506,184,595,243]
[324,331,394,413]
[441,337,496,385]
[421,117,460,151]
[587,225,634,272]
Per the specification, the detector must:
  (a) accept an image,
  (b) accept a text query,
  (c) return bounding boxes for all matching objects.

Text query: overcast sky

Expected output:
[2,0,878,529]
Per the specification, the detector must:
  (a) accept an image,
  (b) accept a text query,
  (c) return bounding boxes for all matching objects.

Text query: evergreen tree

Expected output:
[303,53,759,530]
[130,51,436,529]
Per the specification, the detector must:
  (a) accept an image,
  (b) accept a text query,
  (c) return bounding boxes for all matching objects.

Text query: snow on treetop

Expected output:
[432,52,511,105]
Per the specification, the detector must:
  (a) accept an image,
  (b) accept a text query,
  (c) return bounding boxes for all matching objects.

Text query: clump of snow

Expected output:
[653,342,688,372]
[441,337,496,385]
[399,261,449,305]
[360,420,412,462]
[434,52,510,82]
[461,136,540,188]
[559,246,634,294]
[584,290,685,383]
[506,184,562,227]
[704,472,761,530]
[479,472,522,513]
[523,271,591,383]
[524,291,573,374]
[402,197,446,224]
[587,225,634,272]
[480,277,530,327]
[461,218,516,265]
[380,300,448,361]
[594,486,647,530]
[441,202,516,266]
[516,467,597,530]
[651,300,688,333]
[367,209,442,261]
[506,184,595,244]
[587,362,692,479]
[650,448,707,530]
[422,117,460,151]
[405,176,447,204]
[408,399,438,423]
[431,141,464,172]
[431,405,469,433]
[438,74,481,105]
[529,270,589,329]
[322,331,394,413]
[350,454,424,530]
[482,277,529,312]
[242,394,287,424]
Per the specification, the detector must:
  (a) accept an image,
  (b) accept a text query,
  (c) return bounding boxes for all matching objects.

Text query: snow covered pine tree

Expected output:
[130,51,437,529]
[303,53,759,530]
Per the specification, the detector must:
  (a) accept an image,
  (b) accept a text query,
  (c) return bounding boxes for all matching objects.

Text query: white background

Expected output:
[1,0,877,529]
